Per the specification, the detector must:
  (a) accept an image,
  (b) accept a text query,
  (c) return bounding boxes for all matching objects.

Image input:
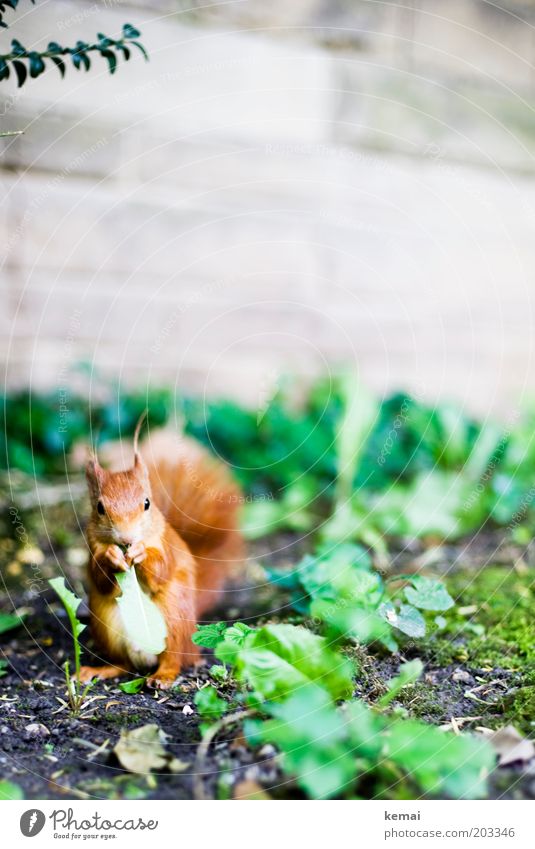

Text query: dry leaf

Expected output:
[114,724,170,774]
[481,725,535,766]
[169,758,190,773]
[233,779,270,800]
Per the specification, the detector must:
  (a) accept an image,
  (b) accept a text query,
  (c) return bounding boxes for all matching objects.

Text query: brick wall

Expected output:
[1,0,535,417]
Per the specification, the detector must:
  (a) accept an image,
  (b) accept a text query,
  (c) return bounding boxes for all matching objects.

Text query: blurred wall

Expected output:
[1,0,535,416]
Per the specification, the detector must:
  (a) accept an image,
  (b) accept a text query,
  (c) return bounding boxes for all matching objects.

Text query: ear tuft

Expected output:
[85,454,104,499]
[133,409,148,456]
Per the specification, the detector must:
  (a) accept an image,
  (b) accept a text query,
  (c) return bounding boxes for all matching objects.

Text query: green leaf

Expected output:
[116,568,167,655]
[0,779,24,800]
[222,622,253,645]
[380,601,426,638]
[48,577,85,639]
[0,659,9,678]
[194,685,227,720]
[119,677,146,694]
[209,663,228,682]
[0,612,24,635]
[385,722,494,799]
[333,373,377,505]
[378,659,424,708]
[192,622,228,648]
[404,576,455,611]
[220,623,354,702]
[246,685,357,799]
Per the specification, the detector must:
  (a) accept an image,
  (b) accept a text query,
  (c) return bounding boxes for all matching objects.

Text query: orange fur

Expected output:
[82,427,244,689]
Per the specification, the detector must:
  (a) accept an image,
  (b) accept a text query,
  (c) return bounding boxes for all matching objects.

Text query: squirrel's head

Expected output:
[85,413,152,546]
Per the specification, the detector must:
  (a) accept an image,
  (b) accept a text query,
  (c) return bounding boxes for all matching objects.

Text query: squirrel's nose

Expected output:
[115,530,135,547]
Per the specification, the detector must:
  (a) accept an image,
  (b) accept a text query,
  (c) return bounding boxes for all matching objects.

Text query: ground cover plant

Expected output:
[0,374,534,800]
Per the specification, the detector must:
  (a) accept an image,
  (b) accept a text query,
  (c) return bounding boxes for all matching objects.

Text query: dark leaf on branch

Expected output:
[50,56,65,78]
[28,51,45,78]
[123,24,141,39]
[99,48,117,75]
[12,58,26,87]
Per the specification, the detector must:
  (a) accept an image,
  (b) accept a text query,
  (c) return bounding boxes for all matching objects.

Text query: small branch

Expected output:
[193,709,254,800]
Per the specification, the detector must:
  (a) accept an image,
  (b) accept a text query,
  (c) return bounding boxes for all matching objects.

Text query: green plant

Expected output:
[193,622,494,800]
[265,543,454,651]
[0,2,147,89]
[0,612,24,634]
[194,685,229,734]
[48,577,92,715]
[119,677,146,694]
[0,778,23,799]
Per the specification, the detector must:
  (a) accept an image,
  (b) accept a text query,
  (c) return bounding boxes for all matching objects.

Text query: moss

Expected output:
[426,566,534,670]
[501,684,535,735]
[416,564,535,733]
[395,682,444,718]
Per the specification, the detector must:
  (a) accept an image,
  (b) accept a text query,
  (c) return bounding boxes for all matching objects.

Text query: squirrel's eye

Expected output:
[97,500,105,516]
[144,498,150,511]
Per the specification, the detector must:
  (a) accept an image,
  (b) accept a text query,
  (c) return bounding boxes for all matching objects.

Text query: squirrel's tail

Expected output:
[141,429,245,616]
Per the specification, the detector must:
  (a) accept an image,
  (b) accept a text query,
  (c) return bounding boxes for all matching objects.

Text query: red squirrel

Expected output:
[79,417,245,689]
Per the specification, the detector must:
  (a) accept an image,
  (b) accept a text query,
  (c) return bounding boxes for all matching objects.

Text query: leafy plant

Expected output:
[118,677,146,695]
[0,1,147,89]
[0,778,24,799]
[48,577,92,715]
[265,543,454,651]
[0,612,24,634]
[215,623,354,703]
[0,659,8,677]
[206,627,495,800]
[194,685,228,735]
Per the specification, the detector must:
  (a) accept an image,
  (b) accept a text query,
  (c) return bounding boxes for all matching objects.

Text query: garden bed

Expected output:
[0,497,534,801]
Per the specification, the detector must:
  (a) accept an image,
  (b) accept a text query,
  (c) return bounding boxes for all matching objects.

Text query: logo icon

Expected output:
[20,810,46,837]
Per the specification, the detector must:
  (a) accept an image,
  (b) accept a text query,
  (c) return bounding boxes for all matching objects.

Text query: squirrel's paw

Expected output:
[105,545,129,571]
[126,541,146,565]
[146,669,177,690]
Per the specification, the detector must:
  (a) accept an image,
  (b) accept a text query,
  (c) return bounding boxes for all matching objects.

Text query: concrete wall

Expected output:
[1,0,535,417]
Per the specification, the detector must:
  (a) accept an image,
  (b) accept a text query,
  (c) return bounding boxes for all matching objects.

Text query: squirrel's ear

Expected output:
[133,409,148,455]
[133,410,149,478]
[134,449,149,480]
[85,455,104,500]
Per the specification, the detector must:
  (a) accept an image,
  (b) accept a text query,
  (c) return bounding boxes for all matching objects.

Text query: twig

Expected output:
[193,709,254,800]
